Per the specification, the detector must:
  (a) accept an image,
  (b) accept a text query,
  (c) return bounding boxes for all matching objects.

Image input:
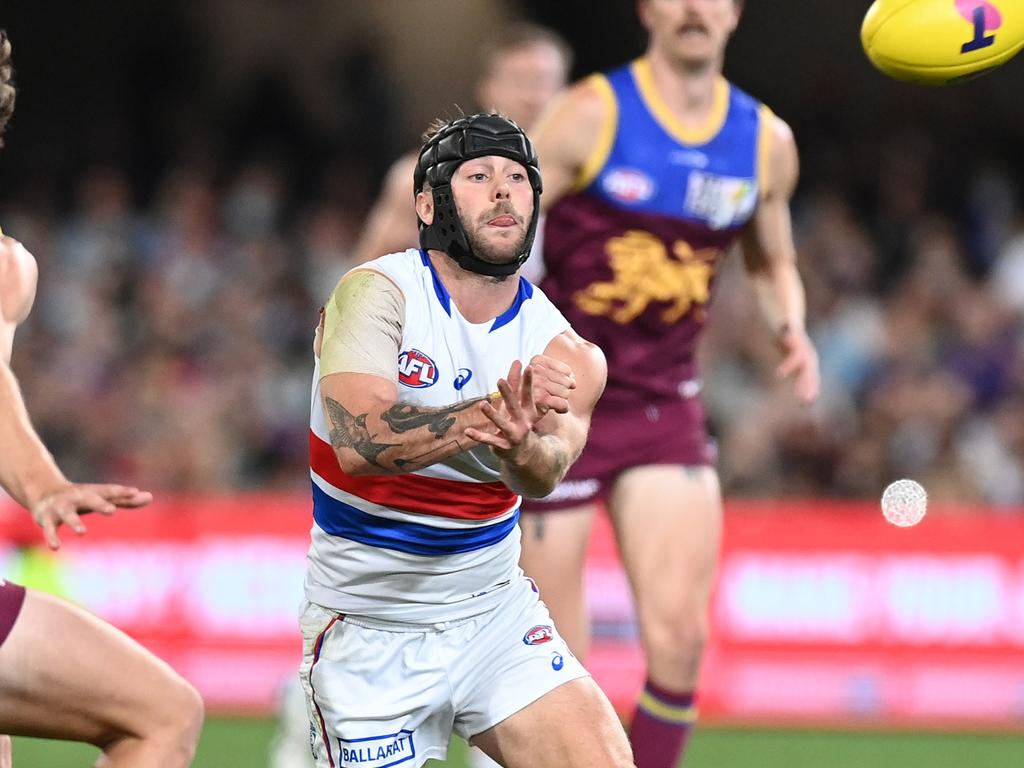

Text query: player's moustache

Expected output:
[479,202,524,226]
[680,15,709,34]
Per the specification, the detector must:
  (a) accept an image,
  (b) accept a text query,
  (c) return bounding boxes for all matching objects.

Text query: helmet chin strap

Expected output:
[420,184,533,279]
[447,238,522,279]
[415,113,542,277]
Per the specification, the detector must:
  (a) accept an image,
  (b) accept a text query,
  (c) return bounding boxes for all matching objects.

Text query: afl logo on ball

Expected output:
[398,349,438,388]
[603,167,656,204]
[523,625,554,646]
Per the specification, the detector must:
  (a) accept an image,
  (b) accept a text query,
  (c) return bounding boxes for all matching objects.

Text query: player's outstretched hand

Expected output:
[776,327,820,405]
[526,354,575,416]
[31,482,153,550]
[466,360,546,462]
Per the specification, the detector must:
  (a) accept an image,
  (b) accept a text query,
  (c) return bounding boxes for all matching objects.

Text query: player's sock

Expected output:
[628,680,697,768]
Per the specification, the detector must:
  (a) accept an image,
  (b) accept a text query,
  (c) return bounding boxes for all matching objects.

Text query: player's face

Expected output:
[476,43,568,131]
[451,156,534,266]
[639,0,740,68]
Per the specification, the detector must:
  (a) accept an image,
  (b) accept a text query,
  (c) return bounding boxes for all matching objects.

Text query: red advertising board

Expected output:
[2,495,1023,727]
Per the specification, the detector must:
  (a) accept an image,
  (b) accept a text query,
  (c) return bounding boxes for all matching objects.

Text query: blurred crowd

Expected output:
[4,140,1022,509]
[704,137,1024,508]
[2,70,1023,509]
[4,162,365,491]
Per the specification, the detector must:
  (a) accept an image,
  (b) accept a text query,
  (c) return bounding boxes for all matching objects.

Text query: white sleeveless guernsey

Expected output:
[305,249,571,622]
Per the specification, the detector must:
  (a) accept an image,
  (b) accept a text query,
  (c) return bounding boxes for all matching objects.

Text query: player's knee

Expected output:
[645,609,709,668]
[139,674,204,760]
[94,679,202,768]
[164,677,205,750]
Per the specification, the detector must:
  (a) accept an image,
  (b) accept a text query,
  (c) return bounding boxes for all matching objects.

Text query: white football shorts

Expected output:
[298,576,588,768]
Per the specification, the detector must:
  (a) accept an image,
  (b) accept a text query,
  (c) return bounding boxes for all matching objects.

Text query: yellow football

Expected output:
[861,0,1024,84]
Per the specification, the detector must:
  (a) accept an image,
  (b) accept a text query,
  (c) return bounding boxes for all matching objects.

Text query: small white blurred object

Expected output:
[881,479,928,527]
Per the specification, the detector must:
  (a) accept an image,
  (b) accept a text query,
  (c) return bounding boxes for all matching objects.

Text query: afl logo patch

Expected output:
[603,167,656,204]
[523,625,554,646]
[398,349,438,388]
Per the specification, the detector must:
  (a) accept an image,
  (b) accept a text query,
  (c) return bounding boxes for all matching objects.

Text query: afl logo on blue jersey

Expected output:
[398,349,438,388]
[602,167,656,204]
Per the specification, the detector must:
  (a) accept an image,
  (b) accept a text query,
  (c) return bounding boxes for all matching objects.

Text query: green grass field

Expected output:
[12,718,1024,767]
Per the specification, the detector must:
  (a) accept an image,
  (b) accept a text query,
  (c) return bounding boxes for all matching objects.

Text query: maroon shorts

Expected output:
[522,393,717,512]
[0,579,27,647]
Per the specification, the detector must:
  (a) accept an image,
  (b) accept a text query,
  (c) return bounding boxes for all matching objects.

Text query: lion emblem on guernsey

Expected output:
[573,230,720,324]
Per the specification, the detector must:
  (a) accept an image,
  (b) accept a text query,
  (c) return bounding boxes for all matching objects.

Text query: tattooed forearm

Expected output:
[382,397,485,439]
[325,393,486,473]
[325,397,399,469]
[393,438,471,472]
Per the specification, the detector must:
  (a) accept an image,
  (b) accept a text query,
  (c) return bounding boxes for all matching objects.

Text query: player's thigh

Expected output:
[0,589,198,742]
[518,505,597,658]
[609,464,722,620]
[471,677,632,768]
[518,505,596,601]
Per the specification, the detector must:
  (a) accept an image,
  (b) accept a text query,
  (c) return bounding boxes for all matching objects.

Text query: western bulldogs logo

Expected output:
[398,349,438,388]
[523,625,554,646]
[603,167,656,204]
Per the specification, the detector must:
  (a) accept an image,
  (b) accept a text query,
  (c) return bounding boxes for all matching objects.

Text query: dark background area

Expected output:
[1,0,1022,503]
[3,1,1022,209]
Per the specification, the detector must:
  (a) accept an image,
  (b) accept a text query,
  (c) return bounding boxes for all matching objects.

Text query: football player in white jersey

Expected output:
[301,113,633,768]
[0,30,203,767]
[274,28,571,768]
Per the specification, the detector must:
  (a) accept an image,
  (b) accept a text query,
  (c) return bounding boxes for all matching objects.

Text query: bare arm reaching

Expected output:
[739,114,820,404]
[0,235,151,549]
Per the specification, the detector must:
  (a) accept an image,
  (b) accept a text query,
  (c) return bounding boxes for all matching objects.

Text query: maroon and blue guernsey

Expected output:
[542,58,773,409]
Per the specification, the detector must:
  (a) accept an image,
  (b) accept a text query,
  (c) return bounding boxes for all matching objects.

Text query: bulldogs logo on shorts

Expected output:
[523,625,554,645]
[398,349,438,388]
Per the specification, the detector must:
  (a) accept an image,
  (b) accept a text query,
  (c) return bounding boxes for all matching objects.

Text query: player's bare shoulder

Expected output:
[0,235,39,325]
[535,76,611,149]
[568,74,615,125]
[544,327,608,410]
[531,74,616,203]
[762,112,799,200]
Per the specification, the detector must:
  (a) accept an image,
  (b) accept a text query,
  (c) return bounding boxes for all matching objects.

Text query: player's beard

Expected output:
[461,202,529,267]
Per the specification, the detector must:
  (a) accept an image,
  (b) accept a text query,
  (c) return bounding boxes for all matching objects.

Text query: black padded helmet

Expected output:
[414,113,542,278]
